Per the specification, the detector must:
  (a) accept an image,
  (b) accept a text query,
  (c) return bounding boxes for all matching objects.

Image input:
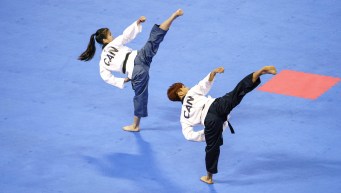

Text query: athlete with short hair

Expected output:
[167,66,277,184]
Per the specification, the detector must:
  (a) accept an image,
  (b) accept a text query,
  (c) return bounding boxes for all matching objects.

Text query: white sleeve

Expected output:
[181,122,205,142]
[99,66,125,89]
[112,21,142,46]
[191,73,213,96]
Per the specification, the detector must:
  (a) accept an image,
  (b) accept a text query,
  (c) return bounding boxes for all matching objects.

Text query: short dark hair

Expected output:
[167,83,184,101]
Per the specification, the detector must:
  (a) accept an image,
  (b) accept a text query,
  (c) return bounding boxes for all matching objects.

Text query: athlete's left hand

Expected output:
[124,77,131,83]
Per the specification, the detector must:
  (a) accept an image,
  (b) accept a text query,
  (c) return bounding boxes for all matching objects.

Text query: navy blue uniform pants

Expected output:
[204,73,261,174]
[131,24,167,117]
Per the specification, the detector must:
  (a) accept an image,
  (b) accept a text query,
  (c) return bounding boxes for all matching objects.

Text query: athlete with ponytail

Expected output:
[79,9,184,132]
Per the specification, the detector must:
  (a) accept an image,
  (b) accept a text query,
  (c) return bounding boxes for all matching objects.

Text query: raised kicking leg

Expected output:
[199,66,277,184]
[159,9,184,31]
[122,9,183,132]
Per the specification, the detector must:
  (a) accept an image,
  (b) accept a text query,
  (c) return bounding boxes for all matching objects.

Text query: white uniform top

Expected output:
[180,73,229,142]
[99,21,142,89]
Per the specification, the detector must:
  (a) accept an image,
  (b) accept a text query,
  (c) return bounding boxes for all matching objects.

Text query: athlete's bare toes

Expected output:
[200,176,213,184]
[175,9,184,16]
[262,66,277,75]
[123,125,140,132]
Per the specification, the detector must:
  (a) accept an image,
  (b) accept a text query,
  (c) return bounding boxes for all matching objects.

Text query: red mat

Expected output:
[258,70,340,99]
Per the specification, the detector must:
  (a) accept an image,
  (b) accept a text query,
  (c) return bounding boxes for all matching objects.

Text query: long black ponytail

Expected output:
[78,28,109,61]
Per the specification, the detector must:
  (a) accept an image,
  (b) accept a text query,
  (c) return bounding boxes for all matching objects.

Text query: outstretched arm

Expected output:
[112,16,145,46]
[191,67,224,96]
[209,67,224,81]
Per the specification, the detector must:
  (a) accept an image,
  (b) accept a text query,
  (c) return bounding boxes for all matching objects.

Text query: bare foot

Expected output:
[123,124,140,132]
[200,176,213,184]
[174,9,184,17]
[261,66,277,75]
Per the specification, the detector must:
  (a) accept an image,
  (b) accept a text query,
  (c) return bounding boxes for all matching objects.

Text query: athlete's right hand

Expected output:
[137,16,146,24]
[213,67,224,74]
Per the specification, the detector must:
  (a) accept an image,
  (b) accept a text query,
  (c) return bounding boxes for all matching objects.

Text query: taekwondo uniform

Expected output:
[99,21,168,117]
[180,72,260,174]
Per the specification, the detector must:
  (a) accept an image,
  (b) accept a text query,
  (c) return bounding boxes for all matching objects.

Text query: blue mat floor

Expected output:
[1,1,341,192]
